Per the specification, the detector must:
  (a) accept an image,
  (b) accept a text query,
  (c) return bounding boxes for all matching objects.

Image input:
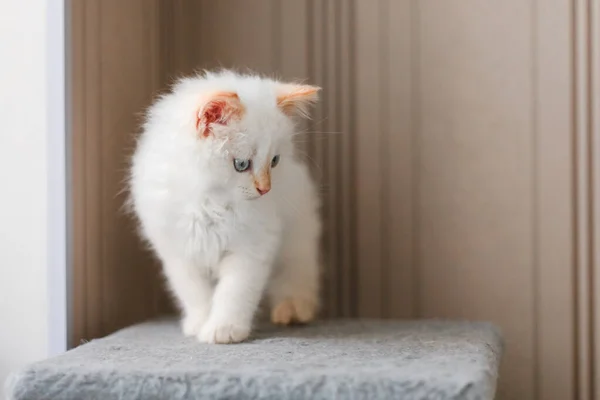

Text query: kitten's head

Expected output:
[175,71,320,201]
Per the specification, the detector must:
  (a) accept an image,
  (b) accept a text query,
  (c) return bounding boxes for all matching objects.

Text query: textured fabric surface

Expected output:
[5,318,502,400]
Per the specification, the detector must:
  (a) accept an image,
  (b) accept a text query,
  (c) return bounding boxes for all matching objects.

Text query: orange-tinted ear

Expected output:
[276,84,321,118]
[197,92,244,137]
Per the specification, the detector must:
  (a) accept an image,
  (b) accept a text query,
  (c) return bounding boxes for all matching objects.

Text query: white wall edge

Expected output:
[46,0,68,356]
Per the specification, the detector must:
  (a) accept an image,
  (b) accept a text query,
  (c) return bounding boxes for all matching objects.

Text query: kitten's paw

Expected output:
[181,310,209,337]
[271,298,317,326]
[198,319,250,344]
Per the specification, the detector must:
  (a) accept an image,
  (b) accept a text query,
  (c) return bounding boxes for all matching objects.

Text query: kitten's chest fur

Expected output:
[179,198,279,268]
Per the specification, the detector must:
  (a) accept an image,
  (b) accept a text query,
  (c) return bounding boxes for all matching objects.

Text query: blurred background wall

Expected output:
[0,0,66,396]
[68,1,600,399]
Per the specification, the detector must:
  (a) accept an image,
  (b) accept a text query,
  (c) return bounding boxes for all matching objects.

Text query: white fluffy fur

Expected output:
[129,70,322,344]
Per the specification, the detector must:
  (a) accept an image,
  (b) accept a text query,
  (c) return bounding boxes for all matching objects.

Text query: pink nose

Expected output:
[257,187,270,196]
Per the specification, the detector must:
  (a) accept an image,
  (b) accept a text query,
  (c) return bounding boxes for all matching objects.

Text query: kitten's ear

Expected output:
[197,91,244,138]
[276,84,321,119]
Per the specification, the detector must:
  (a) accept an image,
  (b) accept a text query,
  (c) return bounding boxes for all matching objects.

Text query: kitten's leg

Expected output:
[269,237,320,326]
[198,253,270,344]
[163,259,213,337]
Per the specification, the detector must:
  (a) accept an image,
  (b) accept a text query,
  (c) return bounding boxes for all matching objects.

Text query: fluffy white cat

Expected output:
[129,70,322,344]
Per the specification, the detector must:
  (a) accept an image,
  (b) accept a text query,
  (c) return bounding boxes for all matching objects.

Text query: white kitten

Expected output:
[129,70,322,344]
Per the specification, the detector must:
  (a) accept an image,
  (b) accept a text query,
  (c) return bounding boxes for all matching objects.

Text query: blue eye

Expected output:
[233,158,251,172]
[271,155,280,168]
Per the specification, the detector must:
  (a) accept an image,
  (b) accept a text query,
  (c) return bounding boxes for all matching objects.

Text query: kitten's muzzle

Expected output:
[253,170,271,196]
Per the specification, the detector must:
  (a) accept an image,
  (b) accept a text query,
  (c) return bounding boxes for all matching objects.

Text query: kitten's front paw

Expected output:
[271,298,317,326]
[181,309,210,337]
[198,319,250,344]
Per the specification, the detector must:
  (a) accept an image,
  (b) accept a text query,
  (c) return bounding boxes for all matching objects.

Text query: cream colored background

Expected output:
[69,1,600,399]
[0,0,54,395]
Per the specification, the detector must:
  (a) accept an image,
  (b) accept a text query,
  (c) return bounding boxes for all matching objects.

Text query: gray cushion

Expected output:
[5,318,503,400]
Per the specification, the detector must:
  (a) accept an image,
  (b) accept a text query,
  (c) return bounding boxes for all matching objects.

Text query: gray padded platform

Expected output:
[6,318,502,400]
